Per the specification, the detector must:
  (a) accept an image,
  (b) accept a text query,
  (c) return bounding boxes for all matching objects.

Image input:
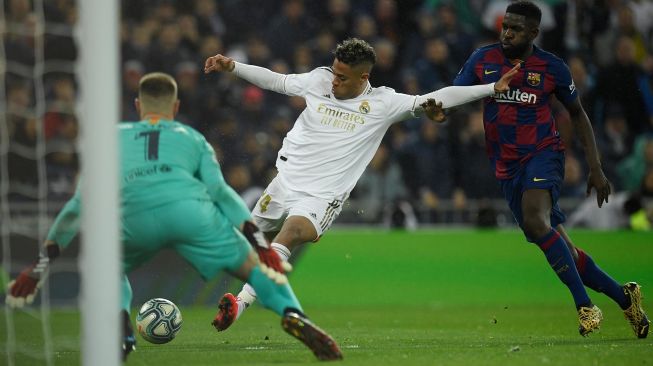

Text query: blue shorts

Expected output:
[499,149,566,241]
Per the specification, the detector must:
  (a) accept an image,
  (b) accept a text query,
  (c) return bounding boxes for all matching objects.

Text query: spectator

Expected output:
[265,0,317,61]
[596,36,653,143]
[350,144,411,224]
[617,135,653,192]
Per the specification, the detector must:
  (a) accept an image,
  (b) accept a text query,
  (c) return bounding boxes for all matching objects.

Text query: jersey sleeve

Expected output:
[453,50,482,86]
[233,63,325,97]
[552,59,578,106]
[46,182,81,248]
[196,135,252,227]
[381,88,421,122]
[282,67,331,97]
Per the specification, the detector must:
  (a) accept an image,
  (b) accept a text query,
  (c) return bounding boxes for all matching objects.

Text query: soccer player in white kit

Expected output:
[204,38,519,331]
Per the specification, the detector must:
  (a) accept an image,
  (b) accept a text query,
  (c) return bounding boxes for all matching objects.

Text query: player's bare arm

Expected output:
[204,53,235,73]
[566,98,611,207]
[494,63,520,93]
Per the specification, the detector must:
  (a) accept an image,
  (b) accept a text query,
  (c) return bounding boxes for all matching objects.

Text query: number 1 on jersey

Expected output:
[137,130,160,161]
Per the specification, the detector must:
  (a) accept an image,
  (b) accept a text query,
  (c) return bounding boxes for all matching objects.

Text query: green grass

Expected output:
[3,229,652,365]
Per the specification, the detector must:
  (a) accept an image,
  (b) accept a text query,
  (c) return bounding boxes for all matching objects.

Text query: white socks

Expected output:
[271,242,291,262]
[235,242,291,318]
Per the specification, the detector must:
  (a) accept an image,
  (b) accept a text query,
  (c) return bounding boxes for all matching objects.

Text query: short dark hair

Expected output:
[506,1,542,25]
[139,72,177,101]
[334,38,376,67]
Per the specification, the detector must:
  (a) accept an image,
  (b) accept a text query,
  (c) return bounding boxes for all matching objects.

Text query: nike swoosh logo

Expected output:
[533,177,547,182]
[485,70,498,75]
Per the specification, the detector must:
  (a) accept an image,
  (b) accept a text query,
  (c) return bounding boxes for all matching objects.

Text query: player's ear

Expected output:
[529,25,539,41]
[173,99,180,117]
[360,72,370,82]
[134,98,141,114]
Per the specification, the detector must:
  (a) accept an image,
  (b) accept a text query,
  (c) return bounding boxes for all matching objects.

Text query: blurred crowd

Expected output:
[3,0,653,227]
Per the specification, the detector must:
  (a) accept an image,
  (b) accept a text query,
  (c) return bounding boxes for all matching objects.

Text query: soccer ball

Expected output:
[136,298,183,344]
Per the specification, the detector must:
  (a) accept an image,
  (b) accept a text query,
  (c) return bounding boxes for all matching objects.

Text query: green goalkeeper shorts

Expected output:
[121,199,252,280]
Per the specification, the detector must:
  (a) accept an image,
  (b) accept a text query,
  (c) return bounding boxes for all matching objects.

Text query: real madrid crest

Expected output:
[527,72,541,87]
[359,100,370,114]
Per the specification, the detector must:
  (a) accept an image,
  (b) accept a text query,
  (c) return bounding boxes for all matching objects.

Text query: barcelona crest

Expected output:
[527,72,541,86]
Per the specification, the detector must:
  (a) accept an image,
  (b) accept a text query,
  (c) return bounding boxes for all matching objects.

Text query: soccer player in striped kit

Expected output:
[447,1,648,337]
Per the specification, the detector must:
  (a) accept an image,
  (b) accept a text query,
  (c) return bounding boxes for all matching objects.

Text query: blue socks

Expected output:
[247,265,302,316]
[534,229,591,309]
[575,248,629,309]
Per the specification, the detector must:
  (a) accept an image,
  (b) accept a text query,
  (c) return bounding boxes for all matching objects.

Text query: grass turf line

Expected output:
[2,229,651,365]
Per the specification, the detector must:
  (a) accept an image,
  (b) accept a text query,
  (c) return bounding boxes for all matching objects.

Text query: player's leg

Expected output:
[521,188,591,307]
[120,210,166,360]
[170,200,342,359]
[227,181,344,326]
[231,218,310,325]
[504,151,601,335]
[227,179,291,326]
[230,251,342,360]
[521,189,601,335]
[558,225,649,338]
[121,276,136,360]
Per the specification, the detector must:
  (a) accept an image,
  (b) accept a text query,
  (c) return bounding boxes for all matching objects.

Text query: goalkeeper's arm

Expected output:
[6,186,80,307]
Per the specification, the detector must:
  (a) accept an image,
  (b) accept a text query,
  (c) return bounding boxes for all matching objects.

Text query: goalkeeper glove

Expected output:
[6,242,60,308]
[242,221,292,284]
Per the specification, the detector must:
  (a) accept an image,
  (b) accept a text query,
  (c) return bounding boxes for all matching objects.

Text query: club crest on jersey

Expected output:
[527,72,541,86]
[359,100,370,114]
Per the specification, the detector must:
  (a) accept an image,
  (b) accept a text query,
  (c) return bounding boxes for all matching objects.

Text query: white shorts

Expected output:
[251,176,347,241]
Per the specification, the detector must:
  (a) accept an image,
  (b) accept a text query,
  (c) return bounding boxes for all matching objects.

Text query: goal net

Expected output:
[2,0,120,365]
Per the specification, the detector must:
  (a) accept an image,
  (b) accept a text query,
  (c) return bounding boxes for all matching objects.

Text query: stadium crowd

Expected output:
[4,0,653,227]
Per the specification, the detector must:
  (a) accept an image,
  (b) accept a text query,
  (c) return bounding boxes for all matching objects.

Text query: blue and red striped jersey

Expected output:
[454,43,577,179]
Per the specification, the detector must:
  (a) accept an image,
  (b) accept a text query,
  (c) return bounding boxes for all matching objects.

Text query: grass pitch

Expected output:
[3,229,652,365]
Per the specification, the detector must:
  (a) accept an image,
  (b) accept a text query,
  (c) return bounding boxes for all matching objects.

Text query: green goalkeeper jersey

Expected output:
[47,119,252,247]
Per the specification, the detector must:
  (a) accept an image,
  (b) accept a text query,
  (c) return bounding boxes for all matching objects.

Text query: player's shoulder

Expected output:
[167,121,205,140]
[468,43,502,62]
[310,66,334,81]
[533,46,567,68]
[369,85,397,98]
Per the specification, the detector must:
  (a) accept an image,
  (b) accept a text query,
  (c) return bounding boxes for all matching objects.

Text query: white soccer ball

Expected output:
[136,298,183,344]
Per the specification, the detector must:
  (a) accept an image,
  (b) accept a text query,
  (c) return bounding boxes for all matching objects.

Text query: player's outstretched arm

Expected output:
[6,189,80,307]
[204,53,288,94]
[6,241,60,308]
[566,98,611,207]
[417,64,520,111]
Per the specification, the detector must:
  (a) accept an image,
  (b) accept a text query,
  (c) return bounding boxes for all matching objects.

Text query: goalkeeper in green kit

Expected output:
[5,72,342,361]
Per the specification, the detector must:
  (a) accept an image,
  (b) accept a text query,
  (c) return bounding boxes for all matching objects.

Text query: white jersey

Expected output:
[232,63,495,199]
[276,67,417,198]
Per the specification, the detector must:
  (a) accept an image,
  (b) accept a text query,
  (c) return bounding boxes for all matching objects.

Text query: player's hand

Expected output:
[6,241,59,308]
[494,63,521,94]
[420,99,446,123]
[587,168,611,208]
[6,267,42,308]
[242,221,292,284]
[204,54,235,74]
